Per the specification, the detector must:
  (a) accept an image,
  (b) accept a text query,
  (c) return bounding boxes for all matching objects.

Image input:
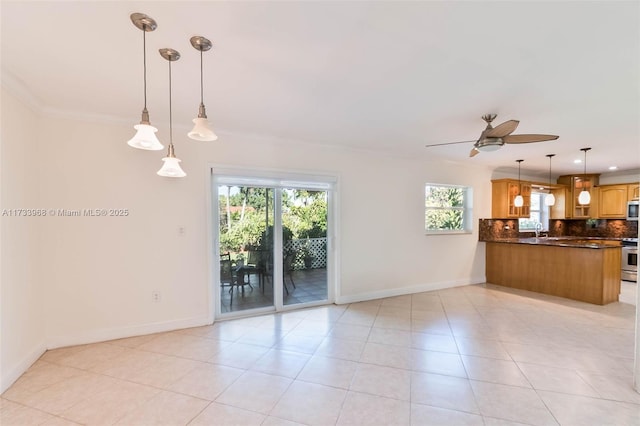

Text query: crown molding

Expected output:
[1,67,133,126]
[1,68,44,113]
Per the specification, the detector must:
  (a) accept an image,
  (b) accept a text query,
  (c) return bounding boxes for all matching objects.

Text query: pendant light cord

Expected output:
[168,59,173,145]
[143,27,147,110]
[517,160,522,195]
[200,49,204,105]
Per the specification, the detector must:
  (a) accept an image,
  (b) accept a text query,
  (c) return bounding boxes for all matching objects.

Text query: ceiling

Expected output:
[2,1,639,178]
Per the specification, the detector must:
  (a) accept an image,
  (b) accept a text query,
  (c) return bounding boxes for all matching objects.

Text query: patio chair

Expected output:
[262,251,294,295]
[246,249,267,291]
[283,251,296,290]
[220,253,251,306]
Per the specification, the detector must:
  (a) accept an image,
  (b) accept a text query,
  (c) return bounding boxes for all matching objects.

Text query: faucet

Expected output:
[535,222,543,238]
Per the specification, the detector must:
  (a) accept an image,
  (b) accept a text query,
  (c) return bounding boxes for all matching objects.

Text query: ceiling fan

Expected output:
[425,114,559,157]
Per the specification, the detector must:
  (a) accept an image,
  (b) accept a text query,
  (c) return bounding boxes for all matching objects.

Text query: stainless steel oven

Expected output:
[621,238,638,282]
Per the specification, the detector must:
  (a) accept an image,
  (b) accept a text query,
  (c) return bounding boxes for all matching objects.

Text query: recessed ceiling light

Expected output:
[609,166,618,170]
[574,159,582,164]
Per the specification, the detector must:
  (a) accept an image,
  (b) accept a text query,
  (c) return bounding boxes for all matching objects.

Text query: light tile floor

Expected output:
[2,282,638,425]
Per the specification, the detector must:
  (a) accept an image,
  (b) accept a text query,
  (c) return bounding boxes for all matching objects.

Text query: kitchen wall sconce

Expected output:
[127,13,163,151]
[157,48,186,178]
[544,154,556,206]
[188,36,218,141]
[578,147,592,205]
[514,159,524,208]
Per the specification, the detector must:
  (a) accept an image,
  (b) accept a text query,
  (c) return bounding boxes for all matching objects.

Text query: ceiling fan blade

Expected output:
[469,147,480,157]
[503,134,559,144]
[425,140,476,148]
[485,120,519,138]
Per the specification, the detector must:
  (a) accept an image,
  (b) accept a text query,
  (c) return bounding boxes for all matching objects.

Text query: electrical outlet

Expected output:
[178,226,185,235]
[152,291,161,303]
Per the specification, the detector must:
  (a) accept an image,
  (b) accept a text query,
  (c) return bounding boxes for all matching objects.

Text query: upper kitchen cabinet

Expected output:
[598,184,629,218]
[549,186,567,219]
[557,174,600,218]
[491,179,531,218]
[628,183,639,201]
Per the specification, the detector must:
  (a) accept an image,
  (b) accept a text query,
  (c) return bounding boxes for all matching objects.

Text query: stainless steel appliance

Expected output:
[621,238,638,282]
[627,200,639,221]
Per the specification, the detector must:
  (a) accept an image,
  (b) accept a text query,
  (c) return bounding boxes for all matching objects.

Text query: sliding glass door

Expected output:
[282,188,328,306]
[217,185,275,314]
[213,172,334,318]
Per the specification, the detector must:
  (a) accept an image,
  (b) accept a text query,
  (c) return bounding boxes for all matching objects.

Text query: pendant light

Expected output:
[578,147,591,205]
[188,36,218,141]
[514,159,524,207]
[544,154,556,206]
[127,13,163,151]
[157,48,186,178]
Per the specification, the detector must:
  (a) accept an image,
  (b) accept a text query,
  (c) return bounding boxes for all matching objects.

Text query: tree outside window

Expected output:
[425,184,473,234]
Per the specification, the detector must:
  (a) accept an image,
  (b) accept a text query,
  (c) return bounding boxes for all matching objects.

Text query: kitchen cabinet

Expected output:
[598,184,628,218]
[557,174,600,218]
[628,183,639,201]
[486,240,621,305]
[549,186,567,219]
[491,179,531,218]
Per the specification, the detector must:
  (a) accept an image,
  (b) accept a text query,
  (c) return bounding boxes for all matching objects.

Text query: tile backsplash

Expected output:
[479,218,638,241]
[549,219,638,239]
[478,219,520,241]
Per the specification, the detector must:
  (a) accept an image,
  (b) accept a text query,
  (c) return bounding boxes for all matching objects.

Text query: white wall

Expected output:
[599,171,640,186]
[0,89,46,392]
[0,87,492,390]
[33,111,491,347]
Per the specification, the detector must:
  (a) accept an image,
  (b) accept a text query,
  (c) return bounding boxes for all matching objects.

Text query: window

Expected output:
[519,191,549,231]
[425,184,473,234]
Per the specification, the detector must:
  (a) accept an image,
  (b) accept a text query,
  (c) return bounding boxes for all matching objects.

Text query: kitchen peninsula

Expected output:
[485,238,621,305]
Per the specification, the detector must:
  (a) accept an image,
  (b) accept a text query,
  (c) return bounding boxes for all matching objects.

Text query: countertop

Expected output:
[486,236,622,249]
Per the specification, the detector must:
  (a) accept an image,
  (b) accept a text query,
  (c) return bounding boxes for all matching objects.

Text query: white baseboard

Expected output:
[335,277,486,304]
[46,315,213,350]
[1,342,47,394]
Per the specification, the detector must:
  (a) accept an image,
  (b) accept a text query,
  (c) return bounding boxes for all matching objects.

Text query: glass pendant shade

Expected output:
[544,193,556,206]
[578,190,591,205]
[188,117,218,141]
[157,155,186,177]
[127,123,163,150]
[514,195,524,207]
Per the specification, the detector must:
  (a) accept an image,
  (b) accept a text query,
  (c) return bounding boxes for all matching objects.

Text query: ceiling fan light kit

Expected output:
[128,13,217,177]
[475,139,503,152]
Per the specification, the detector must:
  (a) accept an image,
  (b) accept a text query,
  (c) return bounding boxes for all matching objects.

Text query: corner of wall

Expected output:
[0,343,46,394]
